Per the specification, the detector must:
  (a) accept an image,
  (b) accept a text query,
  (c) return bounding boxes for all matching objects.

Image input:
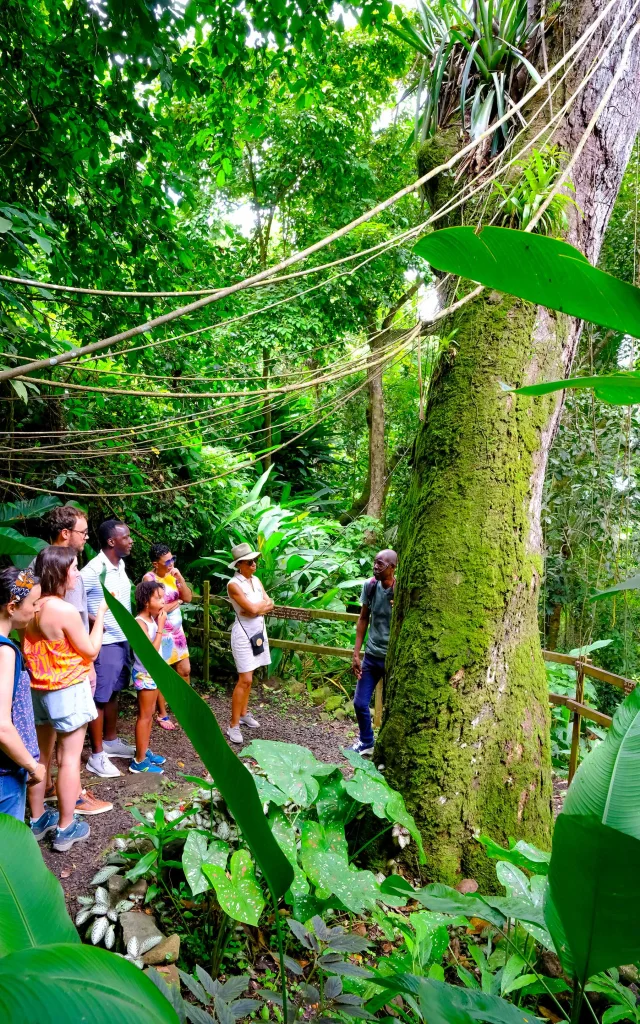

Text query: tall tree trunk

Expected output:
[378,1,640,886]
[366,328,387,519]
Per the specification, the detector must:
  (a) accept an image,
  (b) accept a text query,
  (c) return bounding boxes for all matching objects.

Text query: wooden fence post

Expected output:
[568,660,585,784]
[203,580,210,686]
[373,679,383,729]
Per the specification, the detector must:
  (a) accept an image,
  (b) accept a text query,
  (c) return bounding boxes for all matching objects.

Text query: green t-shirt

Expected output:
[360,579,394,658]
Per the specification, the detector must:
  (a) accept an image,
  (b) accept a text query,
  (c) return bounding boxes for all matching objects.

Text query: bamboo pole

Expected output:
[203,581,211,686]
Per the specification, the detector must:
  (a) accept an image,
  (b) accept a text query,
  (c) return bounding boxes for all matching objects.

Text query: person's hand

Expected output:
[158,608,168,629]
[173,567,184,583]
[264,597,275,613]
[97,599,109,615]
[352,652,362,679]
[26,762,45,786]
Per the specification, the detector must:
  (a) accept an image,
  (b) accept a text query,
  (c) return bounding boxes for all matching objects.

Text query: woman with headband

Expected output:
[0,567,44,821]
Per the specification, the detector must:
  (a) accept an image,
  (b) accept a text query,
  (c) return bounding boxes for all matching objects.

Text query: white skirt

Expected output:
[230,620,271,673]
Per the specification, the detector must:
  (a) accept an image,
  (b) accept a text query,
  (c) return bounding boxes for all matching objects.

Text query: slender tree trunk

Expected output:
[366,329,387,519]
[378,1,640,885]
[262,346,272,473]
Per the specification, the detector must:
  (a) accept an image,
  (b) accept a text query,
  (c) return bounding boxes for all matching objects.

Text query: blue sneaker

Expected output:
[350,739,374,757]
[129,755,164,775]
[52,816,90,852]
[30,805,59,841]
[145,749,166,766]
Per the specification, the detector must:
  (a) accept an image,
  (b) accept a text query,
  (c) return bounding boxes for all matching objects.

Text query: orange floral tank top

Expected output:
[24,602,91,691]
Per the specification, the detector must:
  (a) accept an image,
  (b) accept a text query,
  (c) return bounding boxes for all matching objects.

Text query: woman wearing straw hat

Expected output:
[226,542,274,744]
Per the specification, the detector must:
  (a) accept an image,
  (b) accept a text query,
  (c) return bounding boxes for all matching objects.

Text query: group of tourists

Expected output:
[0,501,398,853]
[0,506,192,851]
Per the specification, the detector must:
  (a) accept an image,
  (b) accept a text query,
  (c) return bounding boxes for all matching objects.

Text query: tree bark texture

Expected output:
[377,0,640,886]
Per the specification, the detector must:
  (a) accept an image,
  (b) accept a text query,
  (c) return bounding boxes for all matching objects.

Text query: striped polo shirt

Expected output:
[81,551,132,645]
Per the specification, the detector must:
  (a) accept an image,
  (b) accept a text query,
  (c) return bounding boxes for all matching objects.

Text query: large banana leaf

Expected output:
[0,496,60,524]
[590,573,640,601]
[0,814,78,955]
[546,814,640,984]
[562,685,640,840]
[0,528,43,558]
[102,588,294,899]
[0,944,178,1023]
[413,227,640,337]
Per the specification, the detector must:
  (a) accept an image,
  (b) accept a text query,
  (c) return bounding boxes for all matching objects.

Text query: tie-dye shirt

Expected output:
[143,571,189,665]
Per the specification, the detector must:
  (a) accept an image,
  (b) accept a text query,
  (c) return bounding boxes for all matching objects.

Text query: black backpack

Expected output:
[365,577,395,603]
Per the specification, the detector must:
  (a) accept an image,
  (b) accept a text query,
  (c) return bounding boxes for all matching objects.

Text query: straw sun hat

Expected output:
[228,542,261,569]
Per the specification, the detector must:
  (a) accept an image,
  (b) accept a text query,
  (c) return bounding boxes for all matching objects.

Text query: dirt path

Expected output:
[41,685,354,904]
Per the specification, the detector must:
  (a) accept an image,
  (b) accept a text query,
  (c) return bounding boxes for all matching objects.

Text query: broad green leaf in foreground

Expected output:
[0,527,44,558]
[268,809,310,901]
[414,226,640,337]
[202,850,265,927]
[546,814,640,983]
[182,831,229,898]
[101,590,294,900]
[590,574,640,601]
[242,739,334,807]
[0,943,178,1023]
[411,882,506,929]
[371,971,533,1024]
[0,814,78,955]
[563,684,640,840]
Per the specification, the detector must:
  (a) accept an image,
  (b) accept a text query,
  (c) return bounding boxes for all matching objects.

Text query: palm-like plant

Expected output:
[0,495,60,563]
[390,0,541,155]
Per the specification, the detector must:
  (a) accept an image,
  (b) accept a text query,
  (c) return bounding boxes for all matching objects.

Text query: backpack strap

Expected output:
[366,577,377,602]
[0,635,22,699]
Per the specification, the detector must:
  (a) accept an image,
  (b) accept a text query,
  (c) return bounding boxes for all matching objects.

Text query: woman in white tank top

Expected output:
[226,543,274,745]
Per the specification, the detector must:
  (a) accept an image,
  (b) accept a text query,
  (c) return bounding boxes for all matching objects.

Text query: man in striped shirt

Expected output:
[81,519,135,778]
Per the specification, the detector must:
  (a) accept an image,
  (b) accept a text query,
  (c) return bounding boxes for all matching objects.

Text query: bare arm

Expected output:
[227,581,274,616]
[62,602,107,660]
[163,599,182,614]
[173,568,192,603]
[138,612,166,651]
[0,648,40,776]
[352,605,370,678]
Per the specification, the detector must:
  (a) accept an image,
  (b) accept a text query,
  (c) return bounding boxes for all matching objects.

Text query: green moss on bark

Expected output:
[378,290,561,889]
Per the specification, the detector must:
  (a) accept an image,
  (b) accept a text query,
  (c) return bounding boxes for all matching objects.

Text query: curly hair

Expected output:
[135,579,165,613]
[48,504,85,540]
[149,542,171,563]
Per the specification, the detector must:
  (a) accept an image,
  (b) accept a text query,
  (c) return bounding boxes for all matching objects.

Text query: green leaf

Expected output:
[0,216,12,232]
[315,772,353,827]
[495,862,530,900]
[0,528,43,557]
[345,769,390,818]
[202,850,265,926]
[371,972,533,1024]
[411,883,506,929]
[241,740,334,807]
[0,815,79,955]
[182,831,229,897]
[546,814,640,983]
[100,591,293,900]
[0,943,178,1022]
[268,809,309,901]
[500,953,526,995]
[252,774,288,807]
[478,836,550,875]
[300,821,380,914]
[563,685,640,840]
[414,226,640,339]
[590,574,640,601]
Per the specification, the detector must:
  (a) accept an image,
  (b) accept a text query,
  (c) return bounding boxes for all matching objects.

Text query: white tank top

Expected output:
[133,615,158,674]
[227,573,266,634]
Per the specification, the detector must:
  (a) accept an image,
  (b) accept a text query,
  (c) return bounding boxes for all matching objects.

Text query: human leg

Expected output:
[28,721,56,820]
[102,693,119,743]
[353,655,385,749]
[231,672,253,728]
[134,690,157,763]
[0,769,28,821]
[175,656,191,685]
[56,725,88,829]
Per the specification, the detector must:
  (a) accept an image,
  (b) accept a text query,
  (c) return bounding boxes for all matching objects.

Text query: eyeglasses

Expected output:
[71,529,89,538]
[162,557,175,566]
[240,559,257,565]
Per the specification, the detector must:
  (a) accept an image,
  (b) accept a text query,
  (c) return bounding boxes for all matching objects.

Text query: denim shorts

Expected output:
[0,768,27,821]
[31,678,97,733]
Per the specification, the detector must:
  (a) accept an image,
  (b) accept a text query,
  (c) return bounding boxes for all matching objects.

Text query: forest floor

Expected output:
[41,681,568,906]
[42,683,354,905]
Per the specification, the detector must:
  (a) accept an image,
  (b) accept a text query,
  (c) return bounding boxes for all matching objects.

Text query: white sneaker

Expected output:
[239,712,260,729]
[86,752,121,778]
[227,726,243,744]
[103,737,136,758]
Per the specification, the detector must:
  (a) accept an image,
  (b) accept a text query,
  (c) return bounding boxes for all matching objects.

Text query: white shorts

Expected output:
[31,678,97,733]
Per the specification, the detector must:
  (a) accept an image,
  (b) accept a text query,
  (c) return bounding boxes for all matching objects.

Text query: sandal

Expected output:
[156,715,176,731]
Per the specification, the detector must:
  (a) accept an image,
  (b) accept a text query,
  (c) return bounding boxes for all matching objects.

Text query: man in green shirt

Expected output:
[351,549,397,756]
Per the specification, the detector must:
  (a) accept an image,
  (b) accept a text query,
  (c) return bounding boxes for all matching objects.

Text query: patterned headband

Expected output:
[10,568,37,603]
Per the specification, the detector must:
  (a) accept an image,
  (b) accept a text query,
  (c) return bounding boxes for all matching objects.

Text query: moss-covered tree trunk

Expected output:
[377,0,640,886]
